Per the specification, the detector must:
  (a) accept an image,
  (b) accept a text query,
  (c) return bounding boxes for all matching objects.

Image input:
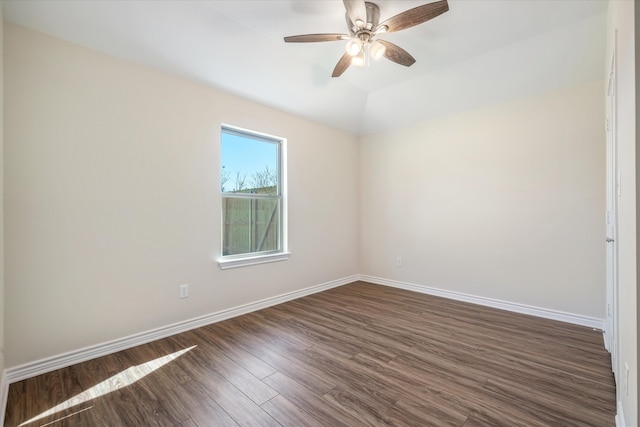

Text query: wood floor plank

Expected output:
[169,381,239,427]
[4,380,26,426]
[386,395,469,427]
[322,385,396,426]
[231,308,314,352]
[213,321,338,396]
[196,323,278,380]
[5,281,616,427]
[175,419,199,427]
[68,348,190,427]
[262,371,362,427]
[260,395,327,427]
[482,376,613,427]
[58,361,126,426]
[164,334,280,427]
[298,345,401,405]
[189,328,279,405]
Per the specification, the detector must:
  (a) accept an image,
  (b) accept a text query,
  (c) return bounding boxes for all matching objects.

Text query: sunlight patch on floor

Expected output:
[19,345,197,426]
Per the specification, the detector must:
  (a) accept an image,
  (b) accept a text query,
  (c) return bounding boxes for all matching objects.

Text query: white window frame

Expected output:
[217,124,289,270]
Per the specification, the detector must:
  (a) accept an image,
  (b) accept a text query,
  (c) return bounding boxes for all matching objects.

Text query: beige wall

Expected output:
[608,1,638,425]
[360,80,606,318]
[3,23,359,368]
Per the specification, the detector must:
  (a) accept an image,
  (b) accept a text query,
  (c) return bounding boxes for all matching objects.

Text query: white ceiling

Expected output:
[2,0,608,135]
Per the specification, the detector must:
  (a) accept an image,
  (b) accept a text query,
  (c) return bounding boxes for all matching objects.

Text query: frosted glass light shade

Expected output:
[369,40,386,60]
[352,50,366,67]
[346,37,363,56]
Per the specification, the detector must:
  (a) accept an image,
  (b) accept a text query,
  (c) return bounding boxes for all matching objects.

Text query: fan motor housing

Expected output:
[346,2,381,34]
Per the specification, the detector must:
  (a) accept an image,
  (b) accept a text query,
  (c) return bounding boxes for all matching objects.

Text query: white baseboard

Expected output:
[615,401,626,427]
[0,370,7,427]
[359,275,605,330]
[6,275,358,384]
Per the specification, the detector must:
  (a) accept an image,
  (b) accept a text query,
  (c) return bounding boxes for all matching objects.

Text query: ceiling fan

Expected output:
[284,0,449,77]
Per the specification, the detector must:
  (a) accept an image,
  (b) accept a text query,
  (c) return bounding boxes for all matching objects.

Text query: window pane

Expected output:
[222,197,280,256]
[221,131,278,195]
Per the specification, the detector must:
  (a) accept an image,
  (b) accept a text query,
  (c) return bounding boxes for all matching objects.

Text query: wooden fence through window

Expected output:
[222,197,279,256]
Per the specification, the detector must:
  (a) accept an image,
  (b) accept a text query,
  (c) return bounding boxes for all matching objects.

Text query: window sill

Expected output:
[217,252,291,270]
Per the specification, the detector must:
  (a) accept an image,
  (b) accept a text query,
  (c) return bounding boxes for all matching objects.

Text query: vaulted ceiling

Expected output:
[3,0,608,135]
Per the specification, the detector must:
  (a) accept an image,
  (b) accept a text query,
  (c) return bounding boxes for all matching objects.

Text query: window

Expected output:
[218,125,288,269]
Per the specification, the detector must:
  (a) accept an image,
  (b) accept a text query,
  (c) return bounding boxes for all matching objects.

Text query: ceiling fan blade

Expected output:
[377,40,416,67]
[378,0,449,33]
[343,0,367,27]
[332,52,352,77]
[284,33,349,43]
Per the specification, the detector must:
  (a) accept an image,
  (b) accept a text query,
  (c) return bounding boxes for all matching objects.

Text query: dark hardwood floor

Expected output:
[5,281,616,426]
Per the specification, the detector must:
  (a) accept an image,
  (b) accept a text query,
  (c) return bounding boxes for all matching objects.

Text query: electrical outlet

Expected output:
[180,284,189,299]
[395,257,402,267]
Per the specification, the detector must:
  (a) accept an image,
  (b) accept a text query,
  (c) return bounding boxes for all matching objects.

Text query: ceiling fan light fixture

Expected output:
[352,49,367,68]
[346,37,363,56]
[369,40,386,60]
